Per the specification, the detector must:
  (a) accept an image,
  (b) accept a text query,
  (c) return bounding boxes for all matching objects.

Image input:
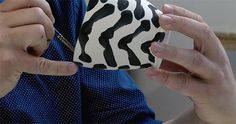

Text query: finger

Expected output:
[18,52,78,76]
[159,14,220,56]
[150,42,219,79]
[146,67,207,98]
[160,14,215,43]
[3,7,54,40]
[160,60,188,73]
[0,0,55,23]
[7,24,48,56]
[162,4,204,22]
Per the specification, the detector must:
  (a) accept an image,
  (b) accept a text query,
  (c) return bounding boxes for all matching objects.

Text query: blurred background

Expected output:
[129,0,236,121]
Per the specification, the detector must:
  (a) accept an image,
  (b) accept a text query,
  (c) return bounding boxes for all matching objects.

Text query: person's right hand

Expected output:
[0,0,78,98]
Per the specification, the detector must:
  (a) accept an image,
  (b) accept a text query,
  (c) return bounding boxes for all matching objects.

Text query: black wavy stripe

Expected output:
[79,4,115,63]
[134,0,145,20]
[87,0,99,11]
[99,10,133,67]
[118,0,129,11]
[140,63,152,68]
[148,5,160,28]
[100,0,108,3]
[118,20,151,66]
[93,64,107,69]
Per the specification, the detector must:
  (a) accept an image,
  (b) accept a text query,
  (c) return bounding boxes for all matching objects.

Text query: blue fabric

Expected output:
[0,0,162,123]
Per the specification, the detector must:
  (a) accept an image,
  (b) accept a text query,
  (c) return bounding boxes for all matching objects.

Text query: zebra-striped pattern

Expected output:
[74,0,166,70]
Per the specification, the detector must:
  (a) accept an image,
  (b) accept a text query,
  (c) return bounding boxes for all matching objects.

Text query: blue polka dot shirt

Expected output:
[0,0,162,123]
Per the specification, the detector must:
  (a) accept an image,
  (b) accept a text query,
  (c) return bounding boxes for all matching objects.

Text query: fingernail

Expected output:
[153,42,164,53]
[161,15,173,25]
[163,4,173,13]
[69,63,78,72]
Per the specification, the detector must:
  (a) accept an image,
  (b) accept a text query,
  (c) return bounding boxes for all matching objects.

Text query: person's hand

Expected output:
[146,4,236,124]
[0,0,78,98]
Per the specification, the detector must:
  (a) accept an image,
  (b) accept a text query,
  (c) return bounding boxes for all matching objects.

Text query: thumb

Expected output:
[19,53,78,76]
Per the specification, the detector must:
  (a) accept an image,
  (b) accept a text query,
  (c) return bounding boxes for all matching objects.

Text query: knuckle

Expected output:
[173,74,188,91]
[34,24,46,40]
[47,21,55,39]
[31,7,54,40]
[37,58,48,73]
[201,24,213,39]
[180,75,194,96]
[51,26,55,37]
[181,75,190,89]
[42,45,49,53]
[43,1,54,21]
[36,48,46,57]
[56,62,61,75]
[45,0,50,7]
[180,17,187,27]
[31,25,48,55]
[45,42,50,50]
[26,0,33,7]
[213,67,225,80]
[161,72,170,84]
[219,56,230,66]
[202,24,211,34]
[172,5,178,13]
[192,51,204,66]
[42,39,49,49]
[181,8,188,16]
[216,70,225,80]
[174,17,187,30]
[197,15,204,22]
[32,7,45,21]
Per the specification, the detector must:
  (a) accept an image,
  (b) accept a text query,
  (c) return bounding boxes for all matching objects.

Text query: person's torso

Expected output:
[0,1,159,123]
[0,0,86,122]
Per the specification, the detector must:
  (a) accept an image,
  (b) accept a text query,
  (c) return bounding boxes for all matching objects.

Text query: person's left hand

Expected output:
[146,4,236,124]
